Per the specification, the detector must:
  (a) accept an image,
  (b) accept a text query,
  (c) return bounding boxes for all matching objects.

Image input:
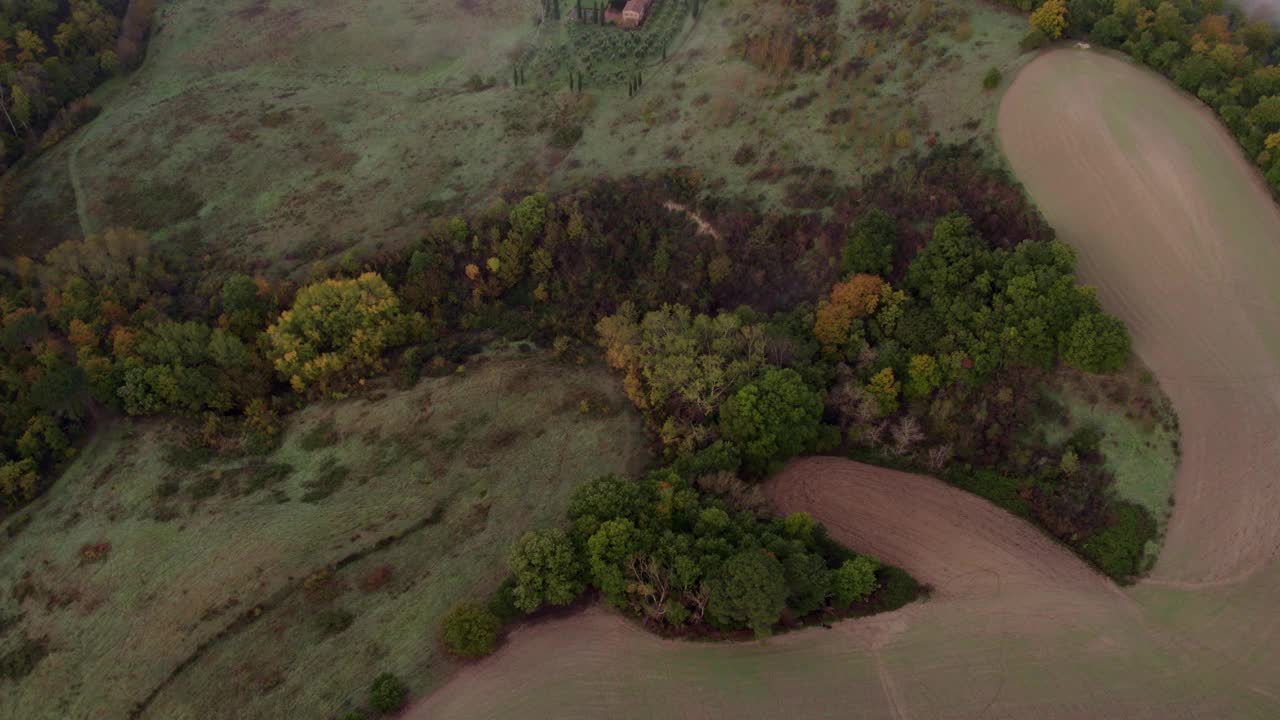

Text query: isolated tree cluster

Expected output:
[499,472,886,639]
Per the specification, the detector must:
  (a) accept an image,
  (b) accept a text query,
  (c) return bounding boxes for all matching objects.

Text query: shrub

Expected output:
[487,576,524,624]
[301,464,349,503]
[0,636,46,681]
[867,566,920,612]
[440,602,502,658]
[361,565,394,593]
[78,542,112,564]
[316,608,355,636]
[832,556,880,606]
[368,672,408,714]
[983,67,1002,90]
[1020,27,1049,51]
[550,125,583,148]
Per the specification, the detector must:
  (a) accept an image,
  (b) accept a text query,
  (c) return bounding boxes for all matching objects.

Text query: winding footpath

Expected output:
[412,49,1280,719]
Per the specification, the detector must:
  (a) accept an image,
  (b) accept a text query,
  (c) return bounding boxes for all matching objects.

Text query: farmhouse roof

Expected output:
[622,0,653,17]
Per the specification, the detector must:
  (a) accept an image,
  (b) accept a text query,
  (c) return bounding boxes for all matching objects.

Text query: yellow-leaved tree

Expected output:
[1030,0,1068,40]
[266,272,423,397]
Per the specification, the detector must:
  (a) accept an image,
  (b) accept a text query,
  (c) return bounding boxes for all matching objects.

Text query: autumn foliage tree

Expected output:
[813,274,885,356]
[1030,0,1068,39]
[596,303,765,453]
[265,273,423,397]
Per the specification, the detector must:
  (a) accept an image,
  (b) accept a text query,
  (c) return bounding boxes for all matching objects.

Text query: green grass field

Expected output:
[0,354,650,719]
[3,0,1030,276]
[1039,368,1179,564]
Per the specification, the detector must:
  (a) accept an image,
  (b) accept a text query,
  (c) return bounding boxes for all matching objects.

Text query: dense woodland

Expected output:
[1018,0,1280,190]
[0,145,1155,660]
[0,0,154,176]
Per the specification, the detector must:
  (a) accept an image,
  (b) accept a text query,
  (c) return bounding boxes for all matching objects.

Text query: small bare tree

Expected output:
[694,471,770,517]
[925,443,953,471]
[860,421,889,449]
[683,583,709,624]
[627,556,669,621]
[891,415,925,456]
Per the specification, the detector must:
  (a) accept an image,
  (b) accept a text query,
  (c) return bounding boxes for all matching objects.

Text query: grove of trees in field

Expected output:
[481,472,904,640]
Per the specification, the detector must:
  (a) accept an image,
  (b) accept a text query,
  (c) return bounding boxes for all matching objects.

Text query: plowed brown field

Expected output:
[410,49,1280,719]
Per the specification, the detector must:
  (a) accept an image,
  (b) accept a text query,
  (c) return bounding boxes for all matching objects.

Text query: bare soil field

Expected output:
[410,49,1280,719]
[413,458,1274,719]
[999,48,1280,587]
[3,0,1029,271]
[0,356,650,719]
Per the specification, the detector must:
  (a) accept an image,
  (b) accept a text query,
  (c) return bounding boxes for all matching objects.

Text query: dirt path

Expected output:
[663,201,722,241]
[411,49,1280,719]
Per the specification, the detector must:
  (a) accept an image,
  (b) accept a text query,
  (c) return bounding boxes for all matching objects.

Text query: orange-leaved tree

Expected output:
[813,274,885,355]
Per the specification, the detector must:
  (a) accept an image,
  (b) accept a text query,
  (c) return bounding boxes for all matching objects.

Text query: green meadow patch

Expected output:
[0,357,649,720]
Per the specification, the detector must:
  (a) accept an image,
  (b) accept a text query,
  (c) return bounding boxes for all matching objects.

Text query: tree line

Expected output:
[1,146,1150,599]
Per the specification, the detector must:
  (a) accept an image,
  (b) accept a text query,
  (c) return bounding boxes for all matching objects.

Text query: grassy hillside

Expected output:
[0,355,650,720]
[3,0,1030,274]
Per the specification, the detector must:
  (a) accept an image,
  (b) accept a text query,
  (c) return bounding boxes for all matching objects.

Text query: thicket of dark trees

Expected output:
[1012,0,1280,191]
[0,0,156,175]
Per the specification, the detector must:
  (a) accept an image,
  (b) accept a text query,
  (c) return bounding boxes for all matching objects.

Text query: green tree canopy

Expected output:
[707,549,787,638]
[719,368,824,477]
[1062,313,1131,373]
[842,208,896,276]
[832,556,880,606]
[509,528,583,613]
